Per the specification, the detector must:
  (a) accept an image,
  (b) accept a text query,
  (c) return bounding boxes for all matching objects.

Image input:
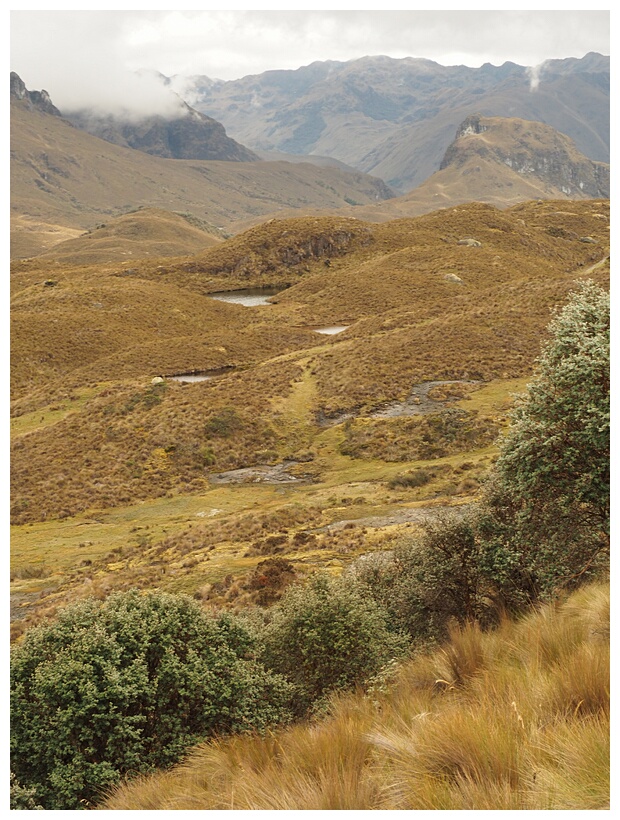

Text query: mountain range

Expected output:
[11,66,609,261]
[177,53,609,191]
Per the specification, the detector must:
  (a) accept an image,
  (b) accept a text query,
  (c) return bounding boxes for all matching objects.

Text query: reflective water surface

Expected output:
[208,286,288,306]
[313,326,349,335]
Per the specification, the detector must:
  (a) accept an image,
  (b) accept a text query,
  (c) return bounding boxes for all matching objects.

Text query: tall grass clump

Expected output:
[100,581,609,811]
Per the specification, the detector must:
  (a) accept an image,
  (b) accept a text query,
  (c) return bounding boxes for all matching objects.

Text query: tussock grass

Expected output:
[11,201,610,626]
[101,581,609,811]
[12,201,608,524]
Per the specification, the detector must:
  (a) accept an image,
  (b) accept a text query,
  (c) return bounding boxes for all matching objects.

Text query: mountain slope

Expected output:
[65,106,260,163]
[345,114,609,222]
[10,88,394,259]
[181,53,609,191]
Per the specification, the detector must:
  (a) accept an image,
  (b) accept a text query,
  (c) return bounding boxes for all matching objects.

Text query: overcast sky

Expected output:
[10,8,610,118]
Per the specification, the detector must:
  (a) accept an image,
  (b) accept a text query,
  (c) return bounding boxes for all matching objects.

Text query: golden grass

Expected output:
[100,581,610,811]
[10,200,610,624]
[34,207,224,265]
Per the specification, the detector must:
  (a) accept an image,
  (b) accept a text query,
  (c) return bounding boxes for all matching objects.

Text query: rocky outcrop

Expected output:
[440,114,609,199]
[10,72,62,116]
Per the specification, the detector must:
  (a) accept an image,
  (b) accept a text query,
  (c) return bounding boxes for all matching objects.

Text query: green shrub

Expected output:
[479,282,610,606]
[353,513,493,645]
[10,773,44,810]
[259,574,407,712]
[10,590,293,810]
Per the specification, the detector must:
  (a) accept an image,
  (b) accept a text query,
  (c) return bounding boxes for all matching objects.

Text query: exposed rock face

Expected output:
[66,102,260,162]
[440,114,609,199]
[454,115,489,139]
[10,72,62,116]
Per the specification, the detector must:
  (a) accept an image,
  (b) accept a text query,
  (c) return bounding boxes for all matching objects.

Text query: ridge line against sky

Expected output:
[10,8,610,118]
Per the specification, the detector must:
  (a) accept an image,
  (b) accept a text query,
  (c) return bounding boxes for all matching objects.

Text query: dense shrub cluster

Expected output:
[478,281,610,605]
[352,513,493,645]
[354,282,609,635]
[258,574,408,712]
[10,591,294,809]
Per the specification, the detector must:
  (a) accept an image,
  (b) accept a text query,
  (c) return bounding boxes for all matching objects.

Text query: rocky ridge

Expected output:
[10,71,61,117]
[440,114,609,199]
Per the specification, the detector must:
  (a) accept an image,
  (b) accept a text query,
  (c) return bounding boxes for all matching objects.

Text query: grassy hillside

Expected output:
[101,580,609,810]
[32,207,225,265]
[10,99,393,259]
[10,199,608,634]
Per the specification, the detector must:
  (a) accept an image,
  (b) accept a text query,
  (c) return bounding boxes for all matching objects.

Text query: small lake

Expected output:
[313,326,349,335]
[168,373,213,383]
[167,366,235,384]
[208,286,288,307]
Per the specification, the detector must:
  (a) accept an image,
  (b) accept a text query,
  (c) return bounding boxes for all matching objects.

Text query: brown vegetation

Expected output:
[100,581,609,810]
[10,198,609,625]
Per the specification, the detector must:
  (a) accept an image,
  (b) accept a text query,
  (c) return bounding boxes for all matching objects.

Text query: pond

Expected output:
[167,373,213,383]
[313,325,349,335]
[167,366,235,384]
[208,286,288,306]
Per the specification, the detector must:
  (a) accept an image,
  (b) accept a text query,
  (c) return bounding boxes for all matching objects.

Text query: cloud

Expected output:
[10,11,186,120]
[10,10,609,118]
[526,62,548,92]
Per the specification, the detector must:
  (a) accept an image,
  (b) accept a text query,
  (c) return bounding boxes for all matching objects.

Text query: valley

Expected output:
[10,196,609,637]
[9,25,610,810]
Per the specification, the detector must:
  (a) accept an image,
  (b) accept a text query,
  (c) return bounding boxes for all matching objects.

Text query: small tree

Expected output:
[11,590,293,810]
[353,513,493,644]
[260,574,407,711]
[480,281,610,603]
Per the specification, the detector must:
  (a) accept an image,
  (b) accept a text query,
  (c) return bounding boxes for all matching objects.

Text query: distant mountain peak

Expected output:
[9,70,259,163]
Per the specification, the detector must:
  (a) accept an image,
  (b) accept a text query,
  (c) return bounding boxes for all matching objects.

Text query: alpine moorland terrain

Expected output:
[10,60,609,811]
[11,197,609,634]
